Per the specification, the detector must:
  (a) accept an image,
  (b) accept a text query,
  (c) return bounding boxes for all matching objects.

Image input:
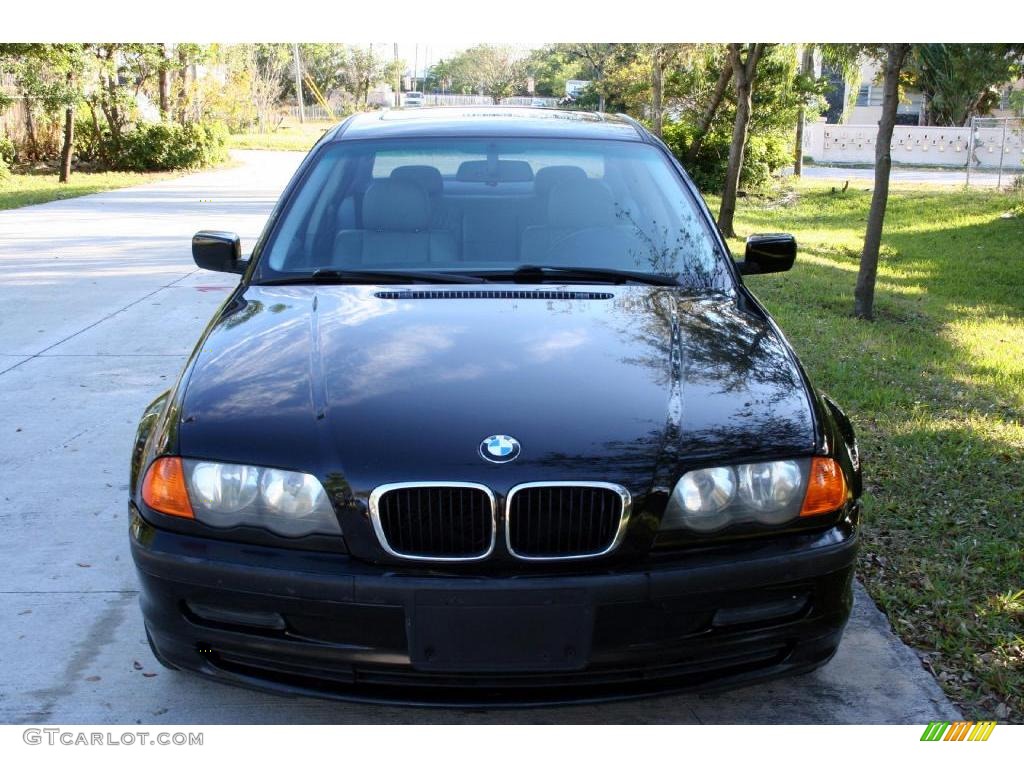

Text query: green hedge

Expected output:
[0,134,14,178]
[76,121,229,172]
[118,122,229,172]
[661,120,790,193]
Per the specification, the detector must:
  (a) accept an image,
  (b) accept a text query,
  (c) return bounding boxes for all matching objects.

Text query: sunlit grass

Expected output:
[226,120,334,152]
[0,168,181,210]
[708,179,1024,722]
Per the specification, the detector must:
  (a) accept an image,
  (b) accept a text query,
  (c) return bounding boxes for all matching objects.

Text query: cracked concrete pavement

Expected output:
[0,150,960,724]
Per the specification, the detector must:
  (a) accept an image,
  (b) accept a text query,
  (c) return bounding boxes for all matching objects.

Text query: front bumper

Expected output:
[130,509,858,707]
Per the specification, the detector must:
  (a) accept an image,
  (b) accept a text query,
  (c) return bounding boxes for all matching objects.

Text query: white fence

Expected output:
[419,94,560,107]
[804,119,1024,176]
[285,94,562,121]
[421,94,492,106]
[286,104,335,121]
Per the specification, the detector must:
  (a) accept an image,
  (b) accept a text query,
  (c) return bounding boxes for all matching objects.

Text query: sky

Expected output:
[395,43,459,78]
[391,43,541,79]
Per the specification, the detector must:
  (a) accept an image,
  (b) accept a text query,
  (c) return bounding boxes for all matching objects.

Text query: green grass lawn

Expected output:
[0,168,182,210]
[226,120,334,152]
[718,181,1024,722]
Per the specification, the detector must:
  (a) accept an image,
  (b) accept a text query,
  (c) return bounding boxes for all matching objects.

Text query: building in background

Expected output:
[824,57,1023,126]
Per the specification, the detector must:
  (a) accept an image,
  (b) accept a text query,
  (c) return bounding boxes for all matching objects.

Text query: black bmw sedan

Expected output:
[129,107,862,705]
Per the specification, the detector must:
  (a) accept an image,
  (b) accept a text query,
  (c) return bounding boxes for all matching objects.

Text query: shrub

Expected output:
[1012,174,1024,216]
[117,122,229,172]
[75,120,228,172]
[74,115,105,164]
[0,133,14,166]
[662,119,791,193]
[0,134,12,178]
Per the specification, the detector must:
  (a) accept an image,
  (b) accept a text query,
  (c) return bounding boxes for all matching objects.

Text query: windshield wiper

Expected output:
[482,264,681,286]
[258,268,486,285]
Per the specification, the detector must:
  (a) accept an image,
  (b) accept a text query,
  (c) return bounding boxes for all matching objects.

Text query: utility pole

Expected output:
[997,118,1007,189]
[413,44,419,91]
[394,43,401,107]
[966,117,975,188]
[292,43,305,123]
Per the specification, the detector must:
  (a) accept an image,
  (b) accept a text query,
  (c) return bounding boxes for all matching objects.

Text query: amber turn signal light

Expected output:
[800,457,848,517]
[142,457,194,518]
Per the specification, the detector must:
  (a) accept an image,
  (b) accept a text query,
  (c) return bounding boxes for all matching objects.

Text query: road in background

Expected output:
[794,164,1022,187]
[0,150,959,723]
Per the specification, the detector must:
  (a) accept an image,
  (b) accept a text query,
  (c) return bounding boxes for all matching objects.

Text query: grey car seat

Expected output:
[529,165,588,223]
[333,179,457,266]
[520,178,646,267]
[390,165,461,237]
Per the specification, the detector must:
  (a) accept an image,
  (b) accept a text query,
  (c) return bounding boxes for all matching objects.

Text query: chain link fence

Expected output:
[966,116,1024,188]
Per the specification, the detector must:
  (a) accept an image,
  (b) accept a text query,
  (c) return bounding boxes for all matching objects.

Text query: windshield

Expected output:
[257,137,731,289]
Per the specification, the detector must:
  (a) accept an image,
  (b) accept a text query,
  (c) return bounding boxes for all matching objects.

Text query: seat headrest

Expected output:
[547,179,616,228]
[456,159,534,183]
[389,165,443,197]
[363,180,430,232]
[534,165,587,197]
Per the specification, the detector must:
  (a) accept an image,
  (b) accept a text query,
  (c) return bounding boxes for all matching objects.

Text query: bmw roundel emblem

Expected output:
[480,434,521,463]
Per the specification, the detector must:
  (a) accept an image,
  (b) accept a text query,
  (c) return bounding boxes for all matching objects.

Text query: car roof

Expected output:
[329,106,649,142]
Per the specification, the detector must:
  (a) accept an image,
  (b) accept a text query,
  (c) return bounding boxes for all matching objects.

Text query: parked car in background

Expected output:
[403,91,424,108]
[130,106,862,705]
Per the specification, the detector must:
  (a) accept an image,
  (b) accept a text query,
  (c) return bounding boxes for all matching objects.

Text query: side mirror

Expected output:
[738,233,797,275]
[192,231,245,274]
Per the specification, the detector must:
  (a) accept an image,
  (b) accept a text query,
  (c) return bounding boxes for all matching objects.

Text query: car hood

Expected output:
[178,285,815,495]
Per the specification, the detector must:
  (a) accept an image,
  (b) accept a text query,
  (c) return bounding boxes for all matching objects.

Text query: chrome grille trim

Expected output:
[504,482,632,561]
[368,482,497,562]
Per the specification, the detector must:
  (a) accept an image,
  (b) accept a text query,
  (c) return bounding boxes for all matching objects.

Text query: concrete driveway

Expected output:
[0,150,959,724]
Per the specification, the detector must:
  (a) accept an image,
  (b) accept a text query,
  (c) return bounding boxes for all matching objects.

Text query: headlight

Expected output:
[190,461,259,513]
[661,458,847,533]
[672,467,737,531]
[736,461,804,524]
[185,460,340,536]
[142,457,342,537]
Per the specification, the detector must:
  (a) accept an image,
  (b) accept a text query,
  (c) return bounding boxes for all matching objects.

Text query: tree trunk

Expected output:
[794,44,815,176]
[99,47,123,152]
[23,100,38,160]
[717,44,764,239]
[685,58,732,163]
[854,44,911,320]
[86,99,104,164]
[651,51,664,138]
[158,44,170,120]
[59,73,75,183]
[176,46,189,125]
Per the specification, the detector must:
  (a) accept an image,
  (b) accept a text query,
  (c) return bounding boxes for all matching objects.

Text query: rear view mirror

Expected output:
[738,233,797,275]
[192,231,245,274]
